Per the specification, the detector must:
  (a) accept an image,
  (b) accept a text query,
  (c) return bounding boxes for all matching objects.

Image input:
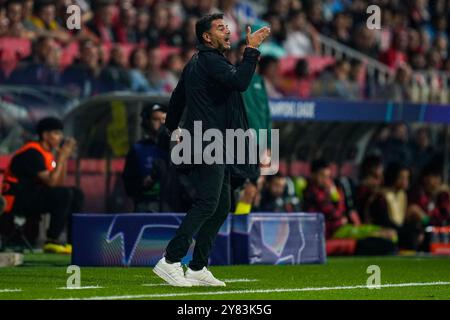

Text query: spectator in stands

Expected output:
[376,123,412,166]
[381,63,413,102]
[61,39,103,97]
[162,53,184,93]
[28,0,70,44]
[122,104,168,213]
[348,58,364,99]
[280,58,314,98]
[380,29,409,69]
[255,174,300,213]
[367,162,421,249]
[326,11,352,46]
[86,0,118,44]
[259,14,286,58]
[259,55,283,98]
[99,45,131,91]
[355,154,384,222]
[314,59,353,99]
[8,35,61,86]
[146,46,176,94]
[114,4,138,44]
[283,9,317,57]
[134,11,153,46]
[128,47,152,93]
[350,24,378,59]
[408,163,450,229]
[409,127,435,182]
[1,0,35,39]
[149,4,170,45]
[0,117,83,253]
[303,159,347,239]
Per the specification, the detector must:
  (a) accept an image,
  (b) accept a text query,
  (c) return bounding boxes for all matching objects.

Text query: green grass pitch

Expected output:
[1,254,450,300]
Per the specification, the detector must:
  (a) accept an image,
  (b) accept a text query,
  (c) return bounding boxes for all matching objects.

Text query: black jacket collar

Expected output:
[196,44,224,55]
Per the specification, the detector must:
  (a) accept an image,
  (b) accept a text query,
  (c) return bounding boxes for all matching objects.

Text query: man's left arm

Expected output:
[166,69,186,133]
[208,48,260,92]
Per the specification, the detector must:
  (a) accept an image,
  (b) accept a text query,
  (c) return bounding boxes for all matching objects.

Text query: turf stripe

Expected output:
[0,289,21,293]
[62,281,450,300]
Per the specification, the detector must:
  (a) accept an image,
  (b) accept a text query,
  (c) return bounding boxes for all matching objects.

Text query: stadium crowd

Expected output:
[1,0,450,101]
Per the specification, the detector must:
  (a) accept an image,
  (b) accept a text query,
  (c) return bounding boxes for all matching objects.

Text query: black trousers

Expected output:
[165,164,230,270]
[14,186,84,243]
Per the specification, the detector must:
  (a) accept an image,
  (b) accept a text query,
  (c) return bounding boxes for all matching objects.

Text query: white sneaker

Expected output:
[185,267,226,287]
[153,257,192,287]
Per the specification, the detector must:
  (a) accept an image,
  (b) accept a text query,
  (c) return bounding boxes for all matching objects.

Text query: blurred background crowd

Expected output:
[2,0,450,101]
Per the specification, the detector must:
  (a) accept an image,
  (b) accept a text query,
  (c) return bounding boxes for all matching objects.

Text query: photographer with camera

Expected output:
[122,104,169,213]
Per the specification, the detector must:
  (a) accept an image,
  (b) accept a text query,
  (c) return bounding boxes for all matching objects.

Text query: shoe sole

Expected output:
[153,264,192,287]
[186,278,226,287]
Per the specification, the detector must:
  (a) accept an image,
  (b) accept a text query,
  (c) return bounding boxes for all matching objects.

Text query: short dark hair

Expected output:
[384,162,409,187]
[36,117,63,139]
[33,0,55,15]
[311,158,330,174]
[195,13,224,44]
[259,55,278,75]
[359,154,383,180]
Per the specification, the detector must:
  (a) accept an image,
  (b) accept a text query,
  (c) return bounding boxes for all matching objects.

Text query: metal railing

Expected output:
[317,33,450,105]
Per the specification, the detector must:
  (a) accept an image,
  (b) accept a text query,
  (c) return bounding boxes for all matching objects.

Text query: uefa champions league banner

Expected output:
[269,99,450,124]
[72,213,326,266]
[232,213,326,265]
[72,213,232,267]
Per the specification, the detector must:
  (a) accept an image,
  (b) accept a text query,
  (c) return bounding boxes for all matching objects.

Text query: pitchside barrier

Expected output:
[72,212,326,267]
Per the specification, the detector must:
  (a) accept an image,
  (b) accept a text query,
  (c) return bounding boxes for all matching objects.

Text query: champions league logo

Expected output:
[106,215,180,266]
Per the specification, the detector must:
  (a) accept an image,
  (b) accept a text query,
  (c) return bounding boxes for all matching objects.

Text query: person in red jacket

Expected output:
[303,159,347,239]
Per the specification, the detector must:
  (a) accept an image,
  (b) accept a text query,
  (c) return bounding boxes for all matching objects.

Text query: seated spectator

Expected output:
[122,104,168,213]
[259,55,283,98]
[367,162,420,249]
[283,9,317,57]
[303,159,347,239]
[408,163,450,229]
[379,29,409,69]
[255,174,300,213]
[99,45,131,92]
[114,5,138,44]
[313,59,354,99]
[162,53,185,93]
[28,0,70,44]
[380,63,413,103]
[128,47,152,93]
[134,11,154,46]
[8,35,61,86]
[409,127,435,183]
[0,117,83,253]
[280,58,314,98]
[146,46,174,94]
[381,123,412,166]
[355,154,384,222]
[61,39,103,97]
[86,0,118,44]
[0,0,36,39]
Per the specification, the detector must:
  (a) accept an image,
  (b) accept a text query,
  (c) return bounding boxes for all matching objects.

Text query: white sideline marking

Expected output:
[0,289,21,293]
[142,279,259,287]
[58,286,103,290]
[63,281,450,300]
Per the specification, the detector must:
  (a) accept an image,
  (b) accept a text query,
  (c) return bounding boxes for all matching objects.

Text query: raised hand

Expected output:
[246,25,271,49]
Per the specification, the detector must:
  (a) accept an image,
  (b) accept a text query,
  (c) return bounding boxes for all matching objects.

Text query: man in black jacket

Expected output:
[153,13,270,287]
